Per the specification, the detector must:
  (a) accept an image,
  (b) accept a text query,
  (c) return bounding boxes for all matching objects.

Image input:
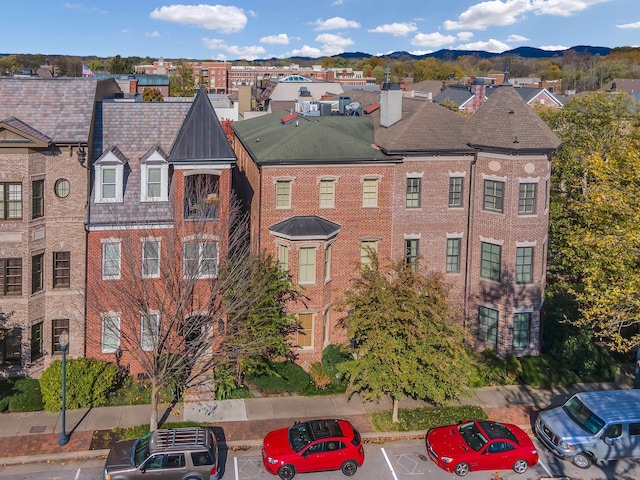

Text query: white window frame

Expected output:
[324,243,332,282]
[360,240,378,267]
[141,312,160,351]
[102,240,121,280]
[278,244,289,272]
[101,313,120,353]
[298,247,316,284]
[183,241,218,278]
[362,177,379,208]
[297,312,314,349]
[319,179,336,209]
[94,152,124,203]
[142,239,161,278]
[275,179,292,209]
[140,152,169,202]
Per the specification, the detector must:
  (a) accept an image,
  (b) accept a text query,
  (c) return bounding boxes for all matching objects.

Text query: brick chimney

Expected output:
[380,82,402,127]
[469,79,486,113]
[129,78,139,94]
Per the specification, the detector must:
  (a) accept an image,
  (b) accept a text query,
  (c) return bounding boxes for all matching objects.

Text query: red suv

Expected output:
[262,419,365,480]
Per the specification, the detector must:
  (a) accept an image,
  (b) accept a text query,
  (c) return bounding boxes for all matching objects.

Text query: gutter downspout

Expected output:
[463,155,477,330]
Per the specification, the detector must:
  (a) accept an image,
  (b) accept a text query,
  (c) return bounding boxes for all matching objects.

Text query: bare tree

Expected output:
[87,189,299,430]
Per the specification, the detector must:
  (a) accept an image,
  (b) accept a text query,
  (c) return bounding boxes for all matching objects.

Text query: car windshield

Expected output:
[133,432,152,467]
[563,396,606,434]
[459,422,489,452]
[288,423,313,453]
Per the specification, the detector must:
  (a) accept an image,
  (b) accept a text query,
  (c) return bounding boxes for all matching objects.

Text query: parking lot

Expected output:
[228,438,640,480]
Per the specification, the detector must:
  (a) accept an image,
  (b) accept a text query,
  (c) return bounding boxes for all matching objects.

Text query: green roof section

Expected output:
[232,111,395,165]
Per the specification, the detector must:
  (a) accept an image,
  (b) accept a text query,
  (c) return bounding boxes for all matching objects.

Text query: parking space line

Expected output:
[538,458,553,478]
[234,456,239,480]
[381,447,399,480]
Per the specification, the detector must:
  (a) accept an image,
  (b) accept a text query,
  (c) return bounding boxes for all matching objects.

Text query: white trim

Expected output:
[446,232,464,239]
[479,236,504,246]
[101,312,120,353]
[515,240,537,247]
[482,173,508,182]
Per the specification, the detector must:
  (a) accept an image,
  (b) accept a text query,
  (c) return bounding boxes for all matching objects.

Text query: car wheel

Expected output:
[572,452,593,469]
[454,462,470,476]
[341,460,358,476]
[513,459,529,474]
[278,464,296,480]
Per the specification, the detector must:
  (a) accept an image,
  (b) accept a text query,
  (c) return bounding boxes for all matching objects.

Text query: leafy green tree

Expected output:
[338,253,473,422]
[108,55,133,74]
[215,252,302,391]
[170,62,196,97]
[540,91,640,354]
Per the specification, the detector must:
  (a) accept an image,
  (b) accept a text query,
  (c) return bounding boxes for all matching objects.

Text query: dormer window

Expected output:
[140,150,169,202]
[94,150,125,203]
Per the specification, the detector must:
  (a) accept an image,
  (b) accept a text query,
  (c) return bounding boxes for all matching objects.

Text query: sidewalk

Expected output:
[0,380,628,466]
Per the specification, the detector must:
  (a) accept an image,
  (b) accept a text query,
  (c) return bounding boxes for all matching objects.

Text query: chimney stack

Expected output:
[380,82,402,128]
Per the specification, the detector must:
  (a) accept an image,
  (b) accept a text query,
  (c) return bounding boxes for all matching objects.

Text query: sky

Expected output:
[2,0,639,61]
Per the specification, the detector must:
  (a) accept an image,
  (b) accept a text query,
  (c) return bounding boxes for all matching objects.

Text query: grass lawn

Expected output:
[371,405,488,432]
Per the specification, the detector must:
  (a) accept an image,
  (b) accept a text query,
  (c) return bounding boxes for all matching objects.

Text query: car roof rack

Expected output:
[150,427,211,452]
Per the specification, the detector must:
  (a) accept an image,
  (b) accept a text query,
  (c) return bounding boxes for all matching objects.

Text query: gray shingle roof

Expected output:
[0,77,98,142]
[466,85,562,152]
[270,215,341,240]
[0,116,52,144]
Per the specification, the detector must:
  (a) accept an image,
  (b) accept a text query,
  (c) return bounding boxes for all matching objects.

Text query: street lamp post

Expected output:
[59,330,70,446]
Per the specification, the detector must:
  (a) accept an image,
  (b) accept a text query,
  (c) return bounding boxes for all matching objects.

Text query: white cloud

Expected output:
[150,4,248,34]
[617,21,640,29]
[145,31,161,38]
[539,44,569,50]
[201,37,266,60]
[456,38,511,53]
[456,31,474,41]
[64,2,82,8]
[368,22,417,36]
[315,33,354,48]
[444,0,610,31]
[260,33,292,45]
[411,32,457,47]
[533,0,610,17]
[507,34,529,41]
[287,45,325,58]
[312,16,360,30]
[225,44,267,60]
[331,0,344,5]
[409,49,435,55]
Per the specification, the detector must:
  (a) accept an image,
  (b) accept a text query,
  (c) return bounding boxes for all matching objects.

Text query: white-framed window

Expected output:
[278,244,289,272]
[324,243,332,281]
[297,313,314,349]
[94,152,124,203]
[142,239,160,278]
[275,180,292,209]
[183,241,218,278]
[140,152,169,202]
[102,240,121,279]
[141,312,159,351]
[362,178,379,207]
[101,313,120,353]
[298,247,316,284]
[360,240,378,267]
[319,179,336,208]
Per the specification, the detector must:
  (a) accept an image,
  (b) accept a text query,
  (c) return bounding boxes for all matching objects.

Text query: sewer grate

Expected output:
[29,425,46,433]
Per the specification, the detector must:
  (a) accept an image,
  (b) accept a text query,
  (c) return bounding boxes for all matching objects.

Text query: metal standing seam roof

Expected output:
[0,77,98,141]
[169,88,236,164]
[270,215,342,240]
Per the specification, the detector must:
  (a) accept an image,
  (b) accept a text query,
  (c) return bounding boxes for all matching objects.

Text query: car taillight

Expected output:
[210,465,217,476]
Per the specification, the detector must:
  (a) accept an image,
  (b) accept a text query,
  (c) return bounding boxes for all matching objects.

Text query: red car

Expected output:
[426,420,538,476]
[262,419,365,480]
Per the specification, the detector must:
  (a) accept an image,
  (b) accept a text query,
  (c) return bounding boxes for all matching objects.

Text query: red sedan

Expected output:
[426,420,538,476]
[262,419,365,480]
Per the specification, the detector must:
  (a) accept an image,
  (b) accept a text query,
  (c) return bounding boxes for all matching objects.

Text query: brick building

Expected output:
[85,89,236,376]
[232,82,561,366]
[0,77,119,377]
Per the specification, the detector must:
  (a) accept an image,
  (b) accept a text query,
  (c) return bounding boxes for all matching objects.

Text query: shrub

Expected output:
[309,362,332,390]
[40,358,118,411]
[321,344,352,381]
[247,360,310,393]
[371,405,488,432]
[470,350,521,387]
[518,355,581,388]
[0,378,43,412]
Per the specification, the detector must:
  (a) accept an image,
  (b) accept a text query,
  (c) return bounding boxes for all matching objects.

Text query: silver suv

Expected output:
[103,427,220,480]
